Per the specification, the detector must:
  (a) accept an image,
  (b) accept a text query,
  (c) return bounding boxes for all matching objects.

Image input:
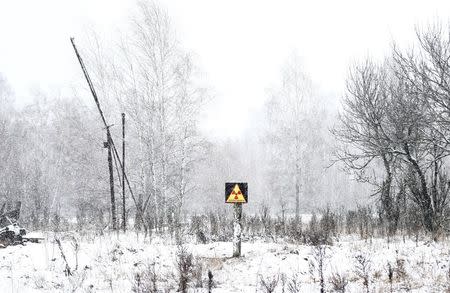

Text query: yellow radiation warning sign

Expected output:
[225,183,248,203]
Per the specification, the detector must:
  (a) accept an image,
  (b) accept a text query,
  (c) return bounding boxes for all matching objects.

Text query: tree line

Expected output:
[3,1,440,239]
[333,25,450,238]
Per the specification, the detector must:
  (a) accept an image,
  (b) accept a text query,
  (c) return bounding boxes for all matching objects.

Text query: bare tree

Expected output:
[334,29,450,236]
[83,1,208,235]
[332,60,401,235]
[392,25,450,234]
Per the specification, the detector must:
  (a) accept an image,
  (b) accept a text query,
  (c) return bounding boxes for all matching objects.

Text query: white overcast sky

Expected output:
[1,0,449,137]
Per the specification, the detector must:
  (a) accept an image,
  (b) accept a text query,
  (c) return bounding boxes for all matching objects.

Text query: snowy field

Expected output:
[1,233,449,292]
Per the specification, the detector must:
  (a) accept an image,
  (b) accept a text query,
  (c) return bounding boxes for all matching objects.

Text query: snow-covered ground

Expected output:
[1,232,449,292]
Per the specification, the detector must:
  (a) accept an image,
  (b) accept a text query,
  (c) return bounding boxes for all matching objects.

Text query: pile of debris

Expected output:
[0,202,43,248]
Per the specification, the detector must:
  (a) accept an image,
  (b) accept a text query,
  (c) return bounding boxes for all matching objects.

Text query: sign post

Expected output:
[225,182,248,257]
[233,203,242,257]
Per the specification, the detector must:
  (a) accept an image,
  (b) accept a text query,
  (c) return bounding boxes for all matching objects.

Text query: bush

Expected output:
[132,263,158,293]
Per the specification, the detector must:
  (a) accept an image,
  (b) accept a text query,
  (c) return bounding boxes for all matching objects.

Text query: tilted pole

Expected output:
[70,37,148,231]
[70,38,107,127]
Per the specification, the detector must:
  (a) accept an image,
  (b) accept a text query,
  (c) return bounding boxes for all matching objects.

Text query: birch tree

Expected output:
[265,54,324,220]
[85,1,208,235]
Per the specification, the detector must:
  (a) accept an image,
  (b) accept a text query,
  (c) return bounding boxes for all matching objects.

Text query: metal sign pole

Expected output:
[233,203,242,257]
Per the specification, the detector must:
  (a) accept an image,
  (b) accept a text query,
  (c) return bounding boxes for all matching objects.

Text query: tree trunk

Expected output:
[295,160,301,223]
[381,154,398,236]
[403,142,434,233]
